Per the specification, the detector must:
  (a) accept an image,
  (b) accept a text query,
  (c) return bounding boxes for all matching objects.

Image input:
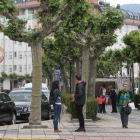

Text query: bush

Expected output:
[3,90,11,94]
[134,94,140,108]
[62,93,98,120]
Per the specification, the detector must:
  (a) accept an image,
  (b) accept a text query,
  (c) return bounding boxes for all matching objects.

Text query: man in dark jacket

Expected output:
[108,86,117,113]
[72,74,86,132]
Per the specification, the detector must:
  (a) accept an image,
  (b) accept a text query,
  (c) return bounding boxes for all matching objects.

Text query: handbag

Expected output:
[124,104,132,115]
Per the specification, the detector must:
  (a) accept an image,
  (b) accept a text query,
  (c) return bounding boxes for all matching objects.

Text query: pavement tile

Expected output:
[117,137,133,140]
[60,136,75,140]
[75,137,89,140]
[89,137,104,140]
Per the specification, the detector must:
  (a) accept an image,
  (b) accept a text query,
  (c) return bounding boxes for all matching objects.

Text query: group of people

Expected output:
[98,84,117,113]
[51,74,133,133]
[98,83,133,128]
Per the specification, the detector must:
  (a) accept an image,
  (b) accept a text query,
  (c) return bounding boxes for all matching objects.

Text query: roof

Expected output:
[91,3,140,24]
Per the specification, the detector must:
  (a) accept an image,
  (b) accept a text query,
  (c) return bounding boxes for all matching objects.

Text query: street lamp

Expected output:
[69,59,72,94]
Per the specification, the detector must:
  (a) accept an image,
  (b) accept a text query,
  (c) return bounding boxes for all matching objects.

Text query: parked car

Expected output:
[0,92,16,125]
[24,83,48,90]
[42,90,54,118]
[8,90,52,120]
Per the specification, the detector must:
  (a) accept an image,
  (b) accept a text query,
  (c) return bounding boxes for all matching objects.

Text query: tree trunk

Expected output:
[119,61,122,75]
[88,59,97,98]
[131,63,134,94]
[127,61,129,74]
[60,64,69,93]
[76,58,82,75]
[82,47,90,119]
[71,60,75,93]
[29,41,42,125]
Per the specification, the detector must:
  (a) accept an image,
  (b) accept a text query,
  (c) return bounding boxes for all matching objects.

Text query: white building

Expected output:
[0,0,40,90]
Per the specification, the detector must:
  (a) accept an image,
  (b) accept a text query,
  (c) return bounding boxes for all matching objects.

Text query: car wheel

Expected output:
[47,110,52,120]
[8,112,16,125]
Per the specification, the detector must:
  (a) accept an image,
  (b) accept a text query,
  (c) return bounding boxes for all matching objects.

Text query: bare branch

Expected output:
[51,4,70,25]
[63,34,84,49]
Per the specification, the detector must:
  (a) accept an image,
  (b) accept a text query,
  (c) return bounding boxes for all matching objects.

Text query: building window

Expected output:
[5,52,7,59]
[28,65,31,71]
[24,65,27,71]
[24,51,27,57]
[9,65,12,73]
[14,65,17,71]
[9,52,12,59]
[19,65,22,72]
[1,65,3,72]
[19,42,22,45]
[19,52,22,59]
[14,52,17,57]
[5,66,7,71]
[28,51,31,57]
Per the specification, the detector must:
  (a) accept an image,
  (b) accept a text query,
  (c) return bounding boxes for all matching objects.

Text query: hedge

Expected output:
[134,94,140,109]
[3,90,11,94]
[62,93,98,120]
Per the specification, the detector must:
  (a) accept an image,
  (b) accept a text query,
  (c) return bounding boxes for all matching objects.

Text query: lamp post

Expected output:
[69,59,72,94]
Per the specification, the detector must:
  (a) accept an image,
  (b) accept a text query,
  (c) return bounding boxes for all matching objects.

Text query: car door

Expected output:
[0,94,6,123]
[41,93,49,118]
[1,94,12,121]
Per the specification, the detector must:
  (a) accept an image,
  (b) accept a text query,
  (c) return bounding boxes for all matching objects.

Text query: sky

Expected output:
[104,0,140,6]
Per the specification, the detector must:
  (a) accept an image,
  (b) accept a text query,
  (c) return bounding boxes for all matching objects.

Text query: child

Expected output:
[97,95,103,113]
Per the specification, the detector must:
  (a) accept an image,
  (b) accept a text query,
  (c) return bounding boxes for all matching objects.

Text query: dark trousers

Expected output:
[98,104,102,113]
[76,105,85,128]
[102,103,106,113]
[53,104,61,130]
[121,108,128,126]
[112,99,117,112]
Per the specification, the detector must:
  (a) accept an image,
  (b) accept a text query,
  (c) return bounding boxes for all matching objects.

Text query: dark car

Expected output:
[8,90,52,120]
[0,92,16,125]
[42,90,54,118]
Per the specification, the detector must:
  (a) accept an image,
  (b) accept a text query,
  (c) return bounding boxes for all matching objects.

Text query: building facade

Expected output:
[0,0,40,90]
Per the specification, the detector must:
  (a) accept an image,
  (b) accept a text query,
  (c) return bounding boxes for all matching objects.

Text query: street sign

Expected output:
[0,46,5,63]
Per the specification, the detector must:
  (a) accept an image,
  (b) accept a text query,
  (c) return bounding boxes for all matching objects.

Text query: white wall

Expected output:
[3,78,10,90]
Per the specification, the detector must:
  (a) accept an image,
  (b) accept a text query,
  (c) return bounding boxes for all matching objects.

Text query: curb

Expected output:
[0,139,67,140]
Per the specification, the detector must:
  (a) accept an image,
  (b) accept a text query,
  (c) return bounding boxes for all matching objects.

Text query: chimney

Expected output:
[116,4,120,9]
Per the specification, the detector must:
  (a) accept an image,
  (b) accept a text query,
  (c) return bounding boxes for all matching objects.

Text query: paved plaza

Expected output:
[0,105,140,140]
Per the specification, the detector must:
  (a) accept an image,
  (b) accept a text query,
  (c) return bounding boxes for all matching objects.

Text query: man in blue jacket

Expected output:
[72,74,86,132]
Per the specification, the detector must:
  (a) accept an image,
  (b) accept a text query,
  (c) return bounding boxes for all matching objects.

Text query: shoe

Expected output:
[75,127,86,132]
[124,125,128,128]
[103,111,107,113]
[111,112,114,113]
[54,129,62,132]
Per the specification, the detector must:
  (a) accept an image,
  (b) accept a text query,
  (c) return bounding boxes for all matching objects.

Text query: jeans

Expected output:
[98,104,102,113]
[53,104,61,130]
[76,105,85,128]
[102,103,106,113]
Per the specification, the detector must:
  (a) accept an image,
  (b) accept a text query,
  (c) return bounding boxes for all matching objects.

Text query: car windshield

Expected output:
[25,87,48,90]
[9,92,32,102]
[43,92,50,100]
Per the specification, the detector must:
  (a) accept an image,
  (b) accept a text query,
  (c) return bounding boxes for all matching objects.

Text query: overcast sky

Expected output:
[104,0,140,6]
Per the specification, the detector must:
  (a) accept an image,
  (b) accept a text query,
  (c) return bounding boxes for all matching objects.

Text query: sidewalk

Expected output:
[0,105,140,140]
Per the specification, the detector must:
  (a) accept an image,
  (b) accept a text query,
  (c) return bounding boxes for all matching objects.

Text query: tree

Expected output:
[122,30,140,94]
[0,72,8,86]
[42,36,81,93]
[96,50,119,78]
[63,7,124,116]
[0,0,81,126]
[9,73,18,90]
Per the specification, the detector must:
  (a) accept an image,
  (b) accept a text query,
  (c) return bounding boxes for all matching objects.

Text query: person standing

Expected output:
[99,84,108,113]
[97,95,103,113]
[72,75,86,132]
[1,86,3,92]
[117,83,133,128]
[50,81,62,132]
[108,86,117,113]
